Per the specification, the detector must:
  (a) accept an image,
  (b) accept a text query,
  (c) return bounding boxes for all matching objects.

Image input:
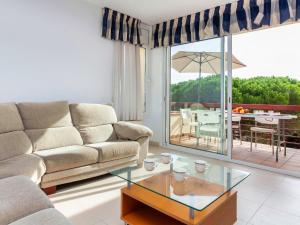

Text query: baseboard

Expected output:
[150,141,161,147]
[125,120,144,125]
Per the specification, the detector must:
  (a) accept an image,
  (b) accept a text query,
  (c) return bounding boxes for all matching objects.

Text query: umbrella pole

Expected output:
[198,53,202,105]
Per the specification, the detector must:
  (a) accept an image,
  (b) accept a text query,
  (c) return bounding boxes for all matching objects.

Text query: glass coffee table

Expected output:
[110,154,249,225]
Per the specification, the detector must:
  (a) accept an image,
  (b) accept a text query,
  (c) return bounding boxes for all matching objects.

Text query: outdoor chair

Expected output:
[196,110,221,147]
[179,108,198,141]
[232,116,242,144]
[250,112,280,154]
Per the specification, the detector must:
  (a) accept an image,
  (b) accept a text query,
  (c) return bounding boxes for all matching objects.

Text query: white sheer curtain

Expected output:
[113,41,144,121]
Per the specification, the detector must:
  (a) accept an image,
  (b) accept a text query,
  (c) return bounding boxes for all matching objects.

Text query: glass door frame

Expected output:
[164,35,300,178]
[164,36,233,161]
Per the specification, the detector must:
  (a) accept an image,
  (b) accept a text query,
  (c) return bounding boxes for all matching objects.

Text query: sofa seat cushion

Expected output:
[9,208,72,225]
[0,154,46,183]
[34,145,99,173]
[87,141,139,162]
[0,176,53,225]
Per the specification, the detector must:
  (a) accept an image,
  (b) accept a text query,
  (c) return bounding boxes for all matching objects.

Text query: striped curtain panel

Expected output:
[153,0,300,48]
[102,7,142,45]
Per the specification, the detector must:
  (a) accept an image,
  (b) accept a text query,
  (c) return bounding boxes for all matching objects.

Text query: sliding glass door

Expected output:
[167,27,300,176]
[168,37,227,155]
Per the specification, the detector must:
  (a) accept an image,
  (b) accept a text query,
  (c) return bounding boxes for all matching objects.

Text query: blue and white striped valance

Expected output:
[102,7,142,45]
[153,0,300,48]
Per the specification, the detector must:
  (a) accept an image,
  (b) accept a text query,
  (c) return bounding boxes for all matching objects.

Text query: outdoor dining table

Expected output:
[232,113,298,162]
[190,110,297,161]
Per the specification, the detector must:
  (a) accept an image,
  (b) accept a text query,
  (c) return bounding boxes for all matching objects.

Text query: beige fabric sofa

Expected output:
[0,176,72,225]
[0,101,152,190]
[0,103,46,183]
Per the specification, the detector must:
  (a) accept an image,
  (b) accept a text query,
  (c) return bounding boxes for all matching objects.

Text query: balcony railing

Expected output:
[170,102,300,149]
[171,102,300,112]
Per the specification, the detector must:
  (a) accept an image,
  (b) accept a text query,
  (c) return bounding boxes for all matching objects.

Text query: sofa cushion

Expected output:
[0,131,33,161]
[18,101,72,129]
[0,103,24,133]
[78,124,117,144]
[9,208,72,225]
[70,103,118,127]
[34,145,99,173]
[26,127,83,151]
[87,141,139,162]
[0,154,46,183]
[0,176,53,225]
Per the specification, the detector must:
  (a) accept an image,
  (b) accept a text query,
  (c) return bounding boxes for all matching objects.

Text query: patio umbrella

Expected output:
[171,51,246,103]
[172,51,246,74]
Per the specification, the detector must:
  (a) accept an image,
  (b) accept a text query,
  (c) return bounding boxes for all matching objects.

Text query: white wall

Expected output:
[0,0,114,103]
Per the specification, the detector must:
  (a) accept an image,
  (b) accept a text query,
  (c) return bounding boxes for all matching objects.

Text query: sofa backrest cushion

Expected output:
[0,131,33,161]
[0,103,24,133]
[77,124,117,144]
[0,103,33,160]
[70,104,117,127]
[17,101,72,129]
[26,127,83,151]
[70,104,118,144]
[18,101,83,151]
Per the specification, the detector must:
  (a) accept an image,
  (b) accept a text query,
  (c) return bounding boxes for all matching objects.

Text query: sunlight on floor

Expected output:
[171,136,300,172]
[50,145,300,225]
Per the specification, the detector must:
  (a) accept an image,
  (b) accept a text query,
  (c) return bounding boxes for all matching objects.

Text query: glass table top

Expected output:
[110,154,250,211]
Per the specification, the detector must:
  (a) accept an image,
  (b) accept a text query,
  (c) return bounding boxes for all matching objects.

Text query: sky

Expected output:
[171,23,300,84]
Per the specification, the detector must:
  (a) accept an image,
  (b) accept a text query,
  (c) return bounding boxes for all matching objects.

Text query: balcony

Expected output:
[170,102,300,172]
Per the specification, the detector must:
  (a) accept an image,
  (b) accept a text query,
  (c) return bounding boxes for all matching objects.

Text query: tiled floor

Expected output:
[170,136,226,153]
[171,136,300,172]
[51,145,300,225]
[232,141,300,172]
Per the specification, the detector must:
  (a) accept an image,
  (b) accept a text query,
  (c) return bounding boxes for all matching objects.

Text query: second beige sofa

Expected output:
[0,101,153,191]
[0,176,72,225]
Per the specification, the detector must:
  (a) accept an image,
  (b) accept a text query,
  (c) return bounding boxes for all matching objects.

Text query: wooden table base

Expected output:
[121,184,237,225]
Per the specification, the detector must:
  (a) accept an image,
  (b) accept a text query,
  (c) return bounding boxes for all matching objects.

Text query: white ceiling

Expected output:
[84,0,235,24]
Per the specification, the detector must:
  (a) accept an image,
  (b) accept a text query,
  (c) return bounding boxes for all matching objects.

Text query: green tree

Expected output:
[171,75,300,105]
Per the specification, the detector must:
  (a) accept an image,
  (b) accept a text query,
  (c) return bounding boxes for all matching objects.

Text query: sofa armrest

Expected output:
[136,136,150,166]
[113,121,153,141]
